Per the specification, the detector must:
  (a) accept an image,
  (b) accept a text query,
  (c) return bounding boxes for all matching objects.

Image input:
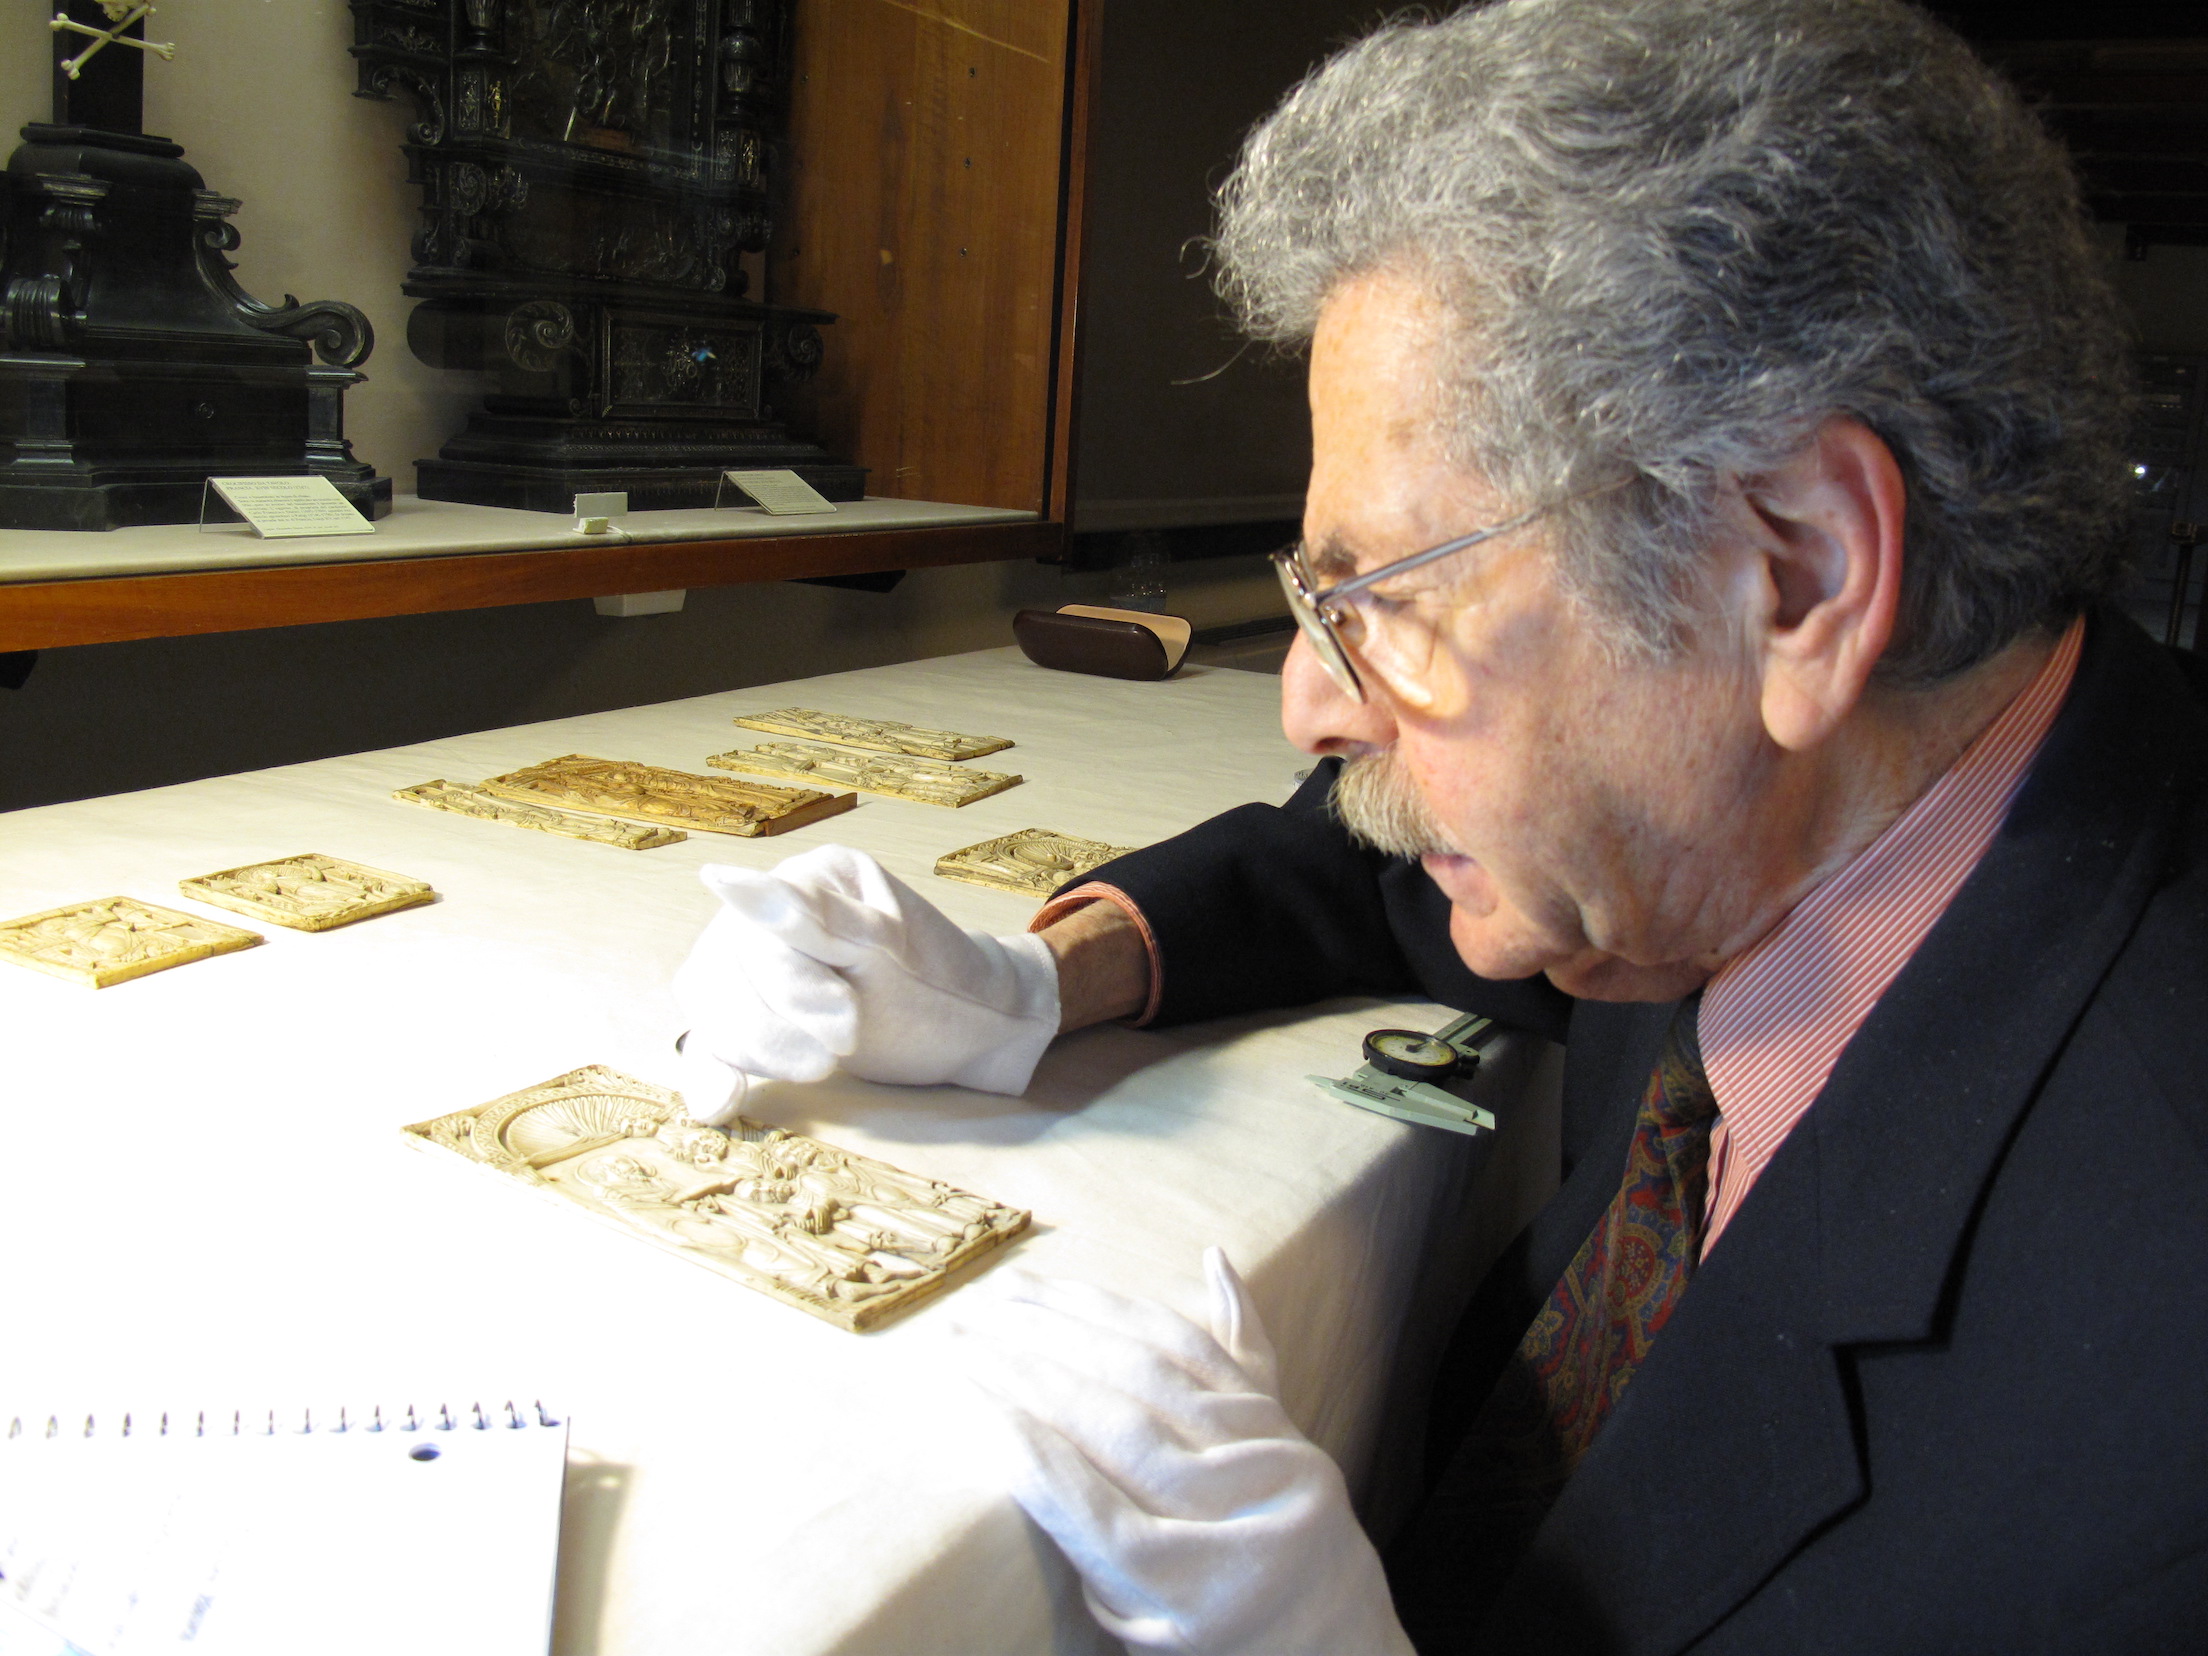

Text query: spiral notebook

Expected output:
[0,1404,568,1656]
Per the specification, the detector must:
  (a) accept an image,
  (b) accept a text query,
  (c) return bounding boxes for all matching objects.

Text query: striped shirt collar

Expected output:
[1697,614,2086,1253]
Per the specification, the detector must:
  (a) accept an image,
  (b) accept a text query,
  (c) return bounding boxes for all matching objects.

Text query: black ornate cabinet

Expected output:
[350,0,864,511]
[0,5,388,531]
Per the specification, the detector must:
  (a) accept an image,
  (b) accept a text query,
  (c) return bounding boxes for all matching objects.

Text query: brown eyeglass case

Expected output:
[1013,605,1193,681]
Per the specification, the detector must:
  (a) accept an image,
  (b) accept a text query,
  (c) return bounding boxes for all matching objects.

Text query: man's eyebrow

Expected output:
[1304,536,1362,583]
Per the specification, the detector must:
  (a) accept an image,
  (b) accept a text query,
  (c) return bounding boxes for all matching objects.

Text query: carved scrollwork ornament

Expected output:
[34,171,106,239]
[411,210,453,270]
[449,160,490,217]
[360,60,447,146]
[248,300,375,369]
[763,320,823,384]
[190,190,374,367]
[380,24,439,56]
[3,170,107,349]
[504,298,576,372]
[192,190,243,244]
[661,332,707,397]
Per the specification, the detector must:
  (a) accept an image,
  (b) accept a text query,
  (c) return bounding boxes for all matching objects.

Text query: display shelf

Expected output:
[0,496,1055,652]
[0,495,1035,585]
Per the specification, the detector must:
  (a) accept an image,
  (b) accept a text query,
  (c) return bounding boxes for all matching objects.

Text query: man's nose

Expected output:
[1281,631,1399,756]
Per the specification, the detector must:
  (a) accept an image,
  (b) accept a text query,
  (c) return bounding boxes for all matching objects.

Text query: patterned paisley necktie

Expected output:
[1517,993,1721,1465]
[1422,996,1721,1603]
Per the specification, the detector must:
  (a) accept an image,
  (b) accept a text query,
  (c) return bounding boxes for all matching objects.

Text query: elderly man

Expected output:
[675,0,2208,1648]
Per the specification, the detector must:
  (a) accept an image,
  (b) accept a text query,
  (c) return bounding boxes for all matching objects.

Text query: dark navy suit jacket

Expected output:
[1082,610,2208,1652]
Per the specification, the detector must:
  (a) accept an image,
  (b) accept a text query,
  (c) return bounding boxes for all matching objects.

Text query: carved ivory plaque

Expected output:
[478,754,854,837]
[731,708,1013,761]
[707,741,1022,808]
[934,828,1139,898]
[179,853,434,932]
[405,1067,1029,1332]
[392,779,689,849]
[0,896,261,988]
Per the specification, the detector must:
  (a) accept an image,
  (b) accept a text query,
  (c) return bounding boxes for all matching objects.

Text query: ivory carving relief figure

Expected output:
[0,896,261,987]
[707,741,1022,807]
[179,853,435,931]
[405,1066,1029,1332]
[731,708,1013,761]
[478,754,854,837]
[934,829,1138,898]
[391,779,689,848]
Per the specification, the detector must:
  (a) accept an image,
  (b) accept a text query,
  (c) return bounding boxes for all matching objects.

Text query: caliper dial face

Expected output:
[1363,1028,1460,1082]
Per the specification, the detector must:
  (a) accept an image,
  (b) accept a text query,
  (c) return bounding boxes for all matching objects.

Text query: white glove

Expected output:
[670,1030,751,1127]
[672,844,1061,1105]
[951,1251,1414,1656]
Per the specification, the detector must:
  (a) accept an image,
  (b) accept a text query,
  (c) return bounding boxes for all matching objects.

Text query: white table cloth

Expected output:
[0,646,1557,1655]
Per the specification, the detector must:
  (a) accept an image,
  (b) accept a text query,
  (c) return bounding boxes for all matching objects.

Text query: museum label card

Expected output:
[723,469,838,515]
[210,475,375,538]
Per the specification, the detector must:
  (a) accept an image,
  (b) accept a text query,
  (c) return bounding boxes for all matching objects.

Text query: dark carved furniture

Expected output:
[348,0,863,512]
[0,3,387,531]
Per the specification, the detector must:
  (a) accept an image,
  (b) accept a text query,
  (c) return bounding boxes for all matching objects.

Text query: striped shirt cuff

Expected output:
[1028,881,1164,1027]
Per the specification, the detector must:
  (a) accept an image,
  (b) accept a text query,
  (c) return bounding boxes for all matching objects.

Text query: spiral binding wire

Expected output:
[6,1400,563,1437]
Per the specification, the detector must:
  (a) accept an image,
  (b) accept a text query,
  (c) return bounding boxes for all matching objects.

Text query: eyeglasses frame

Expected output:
[1272,492,1578,704]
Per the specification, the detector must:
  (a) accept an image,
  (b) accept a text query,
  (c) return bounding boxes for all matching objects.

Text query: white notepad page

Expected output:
[0,1408,567,1656]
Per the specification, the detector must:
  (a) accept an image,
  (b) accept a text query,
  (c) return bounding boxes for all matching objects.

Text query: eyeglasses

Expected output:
[1273,493,1577,706]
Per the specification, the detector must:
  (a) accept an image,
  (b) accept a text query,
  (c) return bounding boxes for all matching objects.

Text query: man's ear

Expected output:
[1738,416,1905,752]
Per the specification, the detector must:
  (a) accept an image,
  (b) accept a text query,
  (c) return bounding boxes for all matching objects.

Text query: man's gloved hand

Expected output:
[672,844,1061,1106]
[951,1250,1415,1656]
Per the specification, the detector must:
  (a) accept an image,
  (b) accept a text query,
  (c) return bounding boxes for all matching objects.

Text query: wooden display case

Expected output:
[0,0,1099,652]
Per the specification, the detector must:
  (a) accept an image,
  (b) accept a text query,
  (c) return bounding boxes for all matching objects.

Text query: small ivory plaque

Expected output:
[404,1066,1031,1332]
[210,475,375,538]
[725,469,837,515]
[934,828,1139,898]
[708,741,1021,807]
[392,779,688,848]
[0,896,261,988]
[732,708,1013,761]
[179,853,435,932]
[477,753,855,837]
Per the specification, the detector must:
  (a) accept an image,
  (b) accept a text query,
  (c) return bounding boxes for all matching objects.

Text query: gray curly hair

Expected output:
[1214,0,2134,684]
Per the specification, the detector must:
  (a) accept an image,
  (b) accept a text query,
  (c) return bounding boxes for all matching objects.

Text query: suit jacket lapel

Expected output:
[1486,614,2200,1653]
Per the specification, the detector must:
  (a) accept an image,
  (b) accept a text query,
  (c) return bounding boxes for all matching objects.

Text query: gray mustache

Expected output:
[1329,753,1459,859]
